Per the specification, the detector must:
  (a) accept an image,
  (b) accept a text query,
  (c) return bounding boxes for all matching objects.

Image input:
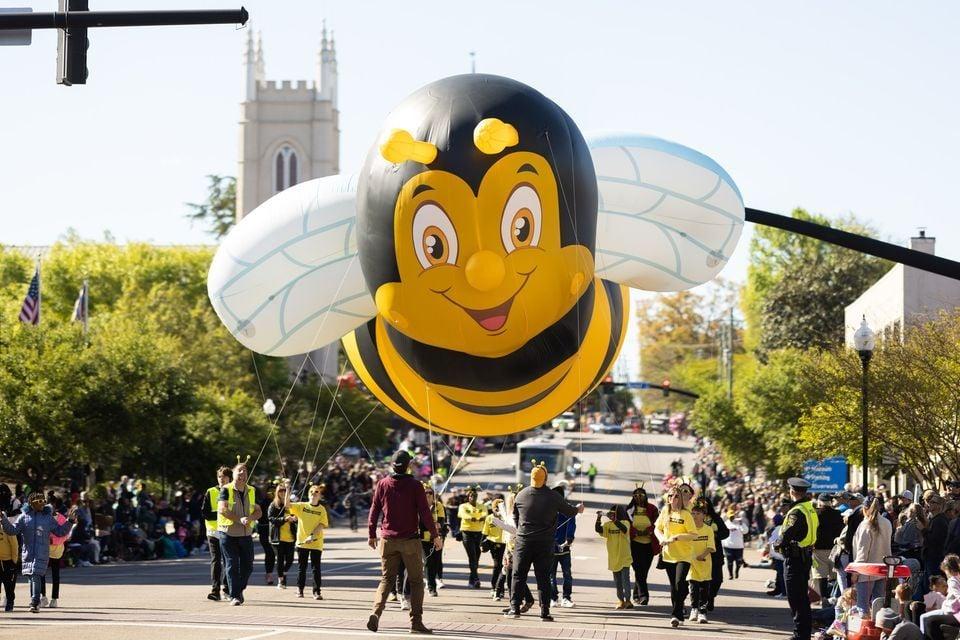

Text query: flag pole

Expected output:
[36,253,42,326]
[83,279,89,337]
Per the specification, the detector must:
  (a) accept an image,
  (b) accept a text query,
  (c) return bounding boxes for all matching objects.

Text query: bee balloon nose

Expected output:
[465,250,505,292]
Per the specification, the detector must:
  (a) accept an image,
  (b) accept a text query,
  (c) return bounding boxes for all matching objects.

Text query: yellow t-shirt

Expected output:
[289,502,328,550]
[656,508,698,563]
[482,515,504,544]
[279,517,295,543]
[458,502,488,533]
[631,510,652,544]
[688,523,716,582]
[600,519,633,572]
[49,543,64,560]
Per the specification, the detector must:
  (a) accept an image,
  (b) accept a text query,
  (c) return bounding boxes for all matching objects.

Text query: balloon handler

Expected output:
[506,460,584,621]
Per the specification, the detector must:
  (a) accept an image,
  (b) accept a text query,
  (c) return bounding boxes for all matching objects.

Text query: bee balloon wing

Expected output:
[588,134,745,291]
[207,175,376,357]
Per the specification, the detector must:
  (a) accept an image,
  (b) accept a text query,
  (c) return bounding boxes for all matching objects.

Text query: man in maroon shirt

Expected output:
[367,450,440,634]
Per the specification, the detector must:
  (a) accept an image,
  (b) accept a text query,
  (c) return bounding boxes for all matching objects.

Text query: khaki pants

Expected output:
[372,538,424,621]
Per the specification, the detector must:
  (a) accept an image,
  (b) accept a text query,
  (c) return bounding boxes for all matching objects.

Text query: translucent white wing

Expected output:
[588,133,745,291]
[207,175,376,357]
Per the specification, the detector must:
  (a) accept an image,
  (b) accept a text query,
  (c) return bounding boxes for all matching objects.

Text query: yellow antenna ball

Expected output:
[379,129,438,164]
[473,118,519,155]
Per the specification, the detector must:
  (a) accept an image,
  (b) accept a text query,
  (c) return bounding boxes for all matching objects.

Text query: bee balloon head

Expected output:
[530,460,548,488]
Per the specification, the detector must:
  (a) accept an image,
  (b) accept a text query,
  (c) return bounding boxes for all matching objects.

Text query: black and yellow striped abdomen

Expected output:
[342,278,628,436]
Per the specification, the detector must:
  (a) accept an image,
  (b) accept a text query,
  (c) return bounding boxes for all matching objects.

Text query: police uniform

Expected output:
[778,478,819,640]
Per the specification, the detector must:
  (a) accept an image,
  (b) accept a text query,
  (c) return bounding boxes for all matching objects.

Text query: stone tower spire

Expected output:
[243,28,257,100]
[317,21,337,108]
[255,31,265,85]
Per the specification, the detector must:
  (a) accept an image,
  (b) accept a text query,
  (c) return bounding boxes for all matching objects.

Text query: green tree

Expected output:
[690,389,766,470]
[742,208,889,356]
[798,312,960,485]
[186,175,237,240]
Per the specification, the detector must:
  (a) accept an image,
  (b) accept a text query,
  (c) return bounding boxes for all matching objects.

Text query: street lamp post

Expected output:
[853,316,876,493]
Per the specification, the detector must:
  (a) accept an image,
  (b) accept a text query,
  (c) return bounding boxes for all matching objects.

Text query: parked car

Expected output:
[551,411,577,432]
[647,412,670,434]
[588,421,623,435]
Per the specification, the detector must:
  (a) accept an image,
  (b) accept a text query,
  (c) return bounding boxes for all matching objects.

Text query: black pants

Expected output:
[502,563,533,605]
[690,579,710,613]
[925,612,959,640]
[462,531,483,584]
[274,541,294,581]
[208,534,228,595]
[490,543,506,593]
[710,550,724,605]
[784,553,812,640]
[259,528,275,575]
[511,540,553,616]
[423,542,441,591]
[348,507,358,531]
[725,548,744,577]
[0,560,16,609]
[297,548,322,594]
[40,559,60,599]
[630,541,654,600]
[663,561,691,620]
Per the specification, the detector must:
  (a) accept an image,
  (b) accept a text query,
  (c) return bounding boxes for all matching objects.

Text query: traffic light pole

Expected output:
[0,5,248,85]
[0,8,248,30]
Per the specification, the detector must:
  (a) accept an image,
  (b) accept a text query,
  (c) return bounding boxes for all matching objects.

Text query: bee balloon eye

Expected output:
[501,185,541,252]
[413,202,459,269]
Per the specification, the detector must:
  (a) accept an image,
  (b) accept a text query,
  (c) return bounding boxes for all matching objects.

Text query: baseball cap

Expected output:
[900,490,914,501]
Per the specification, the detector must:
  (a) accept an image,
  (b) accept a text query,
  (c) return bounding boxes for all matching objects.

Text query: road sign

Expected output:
[0,8,31,45]
[803,456,848,493]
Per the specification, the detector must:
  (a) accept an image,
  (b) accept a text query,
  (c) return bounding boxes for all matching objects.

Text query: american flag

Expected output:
[19,268,40,325]
[72,282,88,324]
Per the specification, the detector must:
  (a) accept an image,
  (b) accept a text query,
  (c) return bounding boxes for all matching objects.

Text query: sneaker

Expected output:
[540,614,554,622]
[503,609,520,619]
[78,560,93,567]
[698,611,708,624]
[428,589,438,597]
[389,592,398,602]
[623,600,633,609]
[49,599,58,609]
[279,576,287,588]
[472,580,481,589]
[520,601,534,613]
[400,597,409,611]
[615,600,625,610]
[638,595,649,606]
[689,609,699,622]
[367,614,379,632]
[491,590,498,600]
[40,596,49,608]
[29,604,39,614]
[313,592,323,601]
[266,573,274,585]
[494,594,504,601]
[231,598,242,606]
[670,617,680,628]
[298,591,305,598]
[560,597,574,608]
[436,579,445,589]
[276,582,284,591]
[774,594,787,600]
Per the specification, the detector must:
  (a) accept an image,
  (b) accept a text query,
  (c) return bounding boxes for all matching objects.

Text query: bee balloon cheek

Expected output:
[375,283,409,331]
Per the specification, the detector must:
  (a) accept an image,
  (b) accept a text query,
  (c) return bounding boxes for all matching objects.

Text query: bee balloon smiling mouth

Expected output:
[208,74,745,437]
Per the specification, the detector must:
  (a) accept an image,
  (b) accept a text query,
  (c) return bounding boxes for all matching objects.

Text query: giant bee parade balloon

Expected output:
[208,74,744,436]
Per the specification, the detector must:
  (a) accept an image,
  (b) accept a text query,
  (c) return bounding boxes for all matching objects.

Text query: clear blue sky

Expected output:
[3,1,959,284]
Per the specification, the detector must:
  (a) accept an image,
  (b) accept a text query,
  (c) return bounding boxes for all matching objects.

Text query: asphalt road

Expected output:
[3,430,793,640]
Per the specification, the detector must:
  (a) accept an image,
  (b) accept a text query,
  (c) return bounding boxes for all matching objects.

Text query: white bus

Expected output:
[516,436,575,484]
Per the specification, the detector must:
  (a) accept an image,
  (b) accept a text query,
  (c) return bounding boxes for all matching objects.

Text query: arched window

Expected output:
[274,145,299,192]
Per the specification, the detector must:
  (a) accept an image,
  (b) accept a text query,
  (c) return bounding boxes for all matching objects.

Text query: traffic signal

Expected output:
[56,0,89,85]
[662,378,671,397]
[601,374,614,395]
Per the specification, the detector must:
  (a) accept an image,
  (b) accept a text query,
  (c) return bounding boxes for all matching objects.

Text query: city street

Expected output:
[4,430,792,640]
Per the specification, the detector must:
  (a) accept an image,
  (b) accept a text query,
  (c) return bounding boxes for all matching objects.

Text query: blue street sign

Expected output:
[802,456,847,492]
[626,382,650,389]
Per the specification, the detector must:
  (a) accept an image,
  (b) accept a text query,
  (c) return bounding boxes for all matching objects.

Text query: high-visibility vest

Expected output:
[786,499,819,548]
[205,486,220,533]
[217,484,257,534]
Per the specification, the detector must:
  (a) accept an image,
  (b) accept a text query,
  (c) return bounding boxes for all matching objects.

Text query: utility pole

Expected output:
[727,306,734,400]
[0,4,248,85]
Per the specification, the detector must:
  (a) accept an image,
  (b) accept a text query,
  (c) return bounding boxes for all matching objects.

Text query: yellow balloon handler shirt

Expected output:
[289,502,329,551]
[600,520,633,572]
[458,502,488,533]
[631,510,652,544]
[655,508,698,564]
[688,523,716,583]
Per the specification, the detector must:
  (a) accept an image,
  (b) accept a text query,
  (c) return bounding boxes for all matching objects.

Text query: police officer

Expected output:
[776,478,819,640]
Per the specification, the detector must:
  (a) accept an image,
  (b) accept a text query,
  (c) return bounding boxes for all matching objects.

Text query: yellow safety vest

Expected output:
[786,500,819,548]
[217,484,257,533]
[205,486,220,532]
